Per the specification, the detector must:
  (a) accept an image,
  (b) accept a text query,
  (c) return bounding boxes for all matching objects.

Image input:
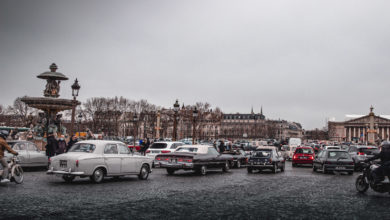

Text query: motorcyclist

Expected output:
[0,130,18,183]
[365,141,390,184]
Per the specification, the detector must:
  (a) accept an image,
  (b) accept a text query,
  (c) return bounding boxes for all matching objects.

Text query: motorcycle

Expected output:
[355,161,390,193]
[0,156,24,184]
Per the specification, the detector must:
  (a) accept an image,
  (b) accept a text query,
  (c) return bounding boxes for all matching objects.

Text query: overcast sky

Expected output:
[1,0,389,129]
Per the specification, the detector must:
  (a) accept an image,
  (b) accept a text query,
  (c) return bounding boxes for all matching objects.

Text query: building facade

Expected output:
[328,107,390,144]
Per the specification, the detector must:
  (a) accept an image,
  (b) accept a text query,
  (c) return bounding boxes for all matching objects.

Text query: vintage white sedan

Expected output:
[47,140,153,183]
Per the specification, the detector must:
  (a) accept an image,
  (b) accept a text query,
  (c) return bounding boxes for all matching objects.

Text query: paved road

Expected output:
[1,162,389,219]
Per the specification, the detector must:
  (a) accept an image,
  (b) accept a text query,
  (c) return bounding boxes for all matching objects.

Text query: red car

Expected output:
[292,147,315,167]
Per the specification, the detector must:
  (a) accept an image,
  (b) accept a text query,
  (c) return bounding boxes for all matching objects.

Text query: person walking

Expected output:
[140,138,150,156]
[45,132,58,158]
[56,135,67,155]
[218,140,225,153]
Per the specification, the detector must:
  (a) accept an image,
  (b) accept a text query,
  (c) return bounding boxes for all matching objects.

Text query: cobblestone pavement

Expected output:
[1,162,389,220]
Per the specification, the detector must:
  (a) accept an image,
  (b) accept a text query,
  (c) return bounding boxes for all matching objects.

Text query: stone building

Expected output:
[328,107,390,144]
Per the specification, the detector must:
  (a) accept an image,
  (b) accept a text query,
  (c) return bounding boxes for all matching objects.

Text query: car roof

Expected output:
[176,145,212,154]
[256,146,277,150]
[324,149,347,152]
[352,145,377,148]
[78,140,125,145]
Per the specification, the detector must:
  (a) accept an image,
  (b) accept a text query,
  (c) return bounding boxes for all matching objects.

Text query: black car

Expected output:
[313,150,354,174]
[222,149,248,168]
[247,147,285,173]
[154,145,233,175]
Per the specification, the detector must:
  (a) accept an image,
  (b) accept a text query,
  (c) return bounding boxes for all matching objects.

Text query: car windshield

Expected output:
[176,147,198,153]
[295,148,313,154]
[69,143,96,153]
[328,151,350,159]
[254,150,272,158]
[150,143,168,149]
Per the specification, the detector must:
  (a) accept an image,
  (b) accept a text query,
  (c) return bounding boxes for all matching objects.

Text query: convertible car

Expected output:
[154,145,233,175]
[47,140,153,183]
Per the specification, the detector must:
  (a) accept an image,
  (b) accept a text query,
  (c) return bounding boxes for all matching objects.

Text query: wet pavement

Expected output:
[1,162,390,219]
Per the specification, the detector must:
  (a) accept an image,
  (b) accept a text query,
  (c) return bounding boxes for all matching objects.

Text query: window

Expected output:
[207,147,219,156]
[118,144,130,154]
[27,143,38,151]
[13,143,27,151]
[150,143,168,149]
[69,144,96,153]
[254,150,272,158]
[349,146,357,152]
[104,144,118,154]
[328,151,350,159]
[295,148,313,154]
[176,147,198,153]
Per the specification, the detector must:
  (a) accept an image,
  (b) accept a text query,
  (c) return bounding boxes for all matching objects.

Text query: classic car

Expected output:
[4,140,48,168]
[47,140,154,183]
[247,146,285,173]
[154,145,233,175]
[313,149,354,175]
[222,149,248,168]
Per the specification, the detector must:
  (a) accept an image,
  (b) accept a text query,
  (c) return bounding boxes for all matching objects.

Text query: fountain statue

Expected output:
[21,63,80,137]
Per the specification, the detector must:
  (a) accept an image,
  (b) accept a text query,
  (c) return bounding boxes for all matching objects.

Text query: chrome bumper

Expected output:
[47,167,85,175]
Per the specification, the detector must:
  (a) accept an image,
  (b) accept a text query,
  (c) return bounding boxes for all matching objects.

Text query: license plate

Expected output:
[170,159,177,164]
[300,157,307,159]
[60,160,67,168]
[152,151,160,153]
[335,166,345,170]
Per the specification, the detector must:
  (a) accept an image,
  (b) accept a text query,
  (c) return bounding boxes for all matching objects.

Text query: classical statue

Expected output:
[44,79,61,98]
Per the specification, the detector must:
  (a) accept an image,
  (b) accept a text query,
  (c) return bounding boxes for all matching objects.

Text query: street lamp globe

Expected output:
[133,114,138,122]
[71,78,81,98]
[78,112,83,122]
[173,99,180,112]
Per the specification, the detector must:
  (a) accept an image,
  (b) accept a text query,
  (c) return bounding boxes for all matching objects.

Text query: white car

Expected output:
[47,140,153,183]
[146,141,185,159]
[324,146,341,150]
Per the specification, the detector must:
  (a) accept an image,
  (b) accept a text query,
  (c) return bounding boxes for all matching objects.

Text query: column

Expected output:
[344,128,347,141]
[348,127,352,142]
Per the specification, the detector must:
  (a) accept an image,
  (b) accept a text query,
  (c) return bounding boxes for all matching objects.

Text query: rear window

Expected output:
[69,143,96,153]
[253,150,272,158]
[176,147,198,153]
[328,151,350,159]
[150,143,168,149]
[359,147,379,155]
[295,148,313,154]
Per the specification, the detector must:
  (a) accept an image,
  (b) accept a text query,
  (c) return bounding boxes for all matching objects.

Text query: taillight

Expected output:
[269,159,272,163]
[76,160,79,167]
[156,157,161,161]
[357,152,365,156]
[178,158,184,162]
[164,157,170,161]
[245,158,248,163]
[161,150,170,153]
[185,159,193,163]
[146,150,150,153]
[293,155,298,159]
[309,155,314,160]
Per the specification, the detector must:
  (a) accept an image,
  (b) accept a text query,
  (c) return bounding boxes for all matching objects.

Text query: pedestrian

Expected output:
[66,135,78,152]
[56,135,67,155]
[218,140,225,153]
[45,132,58,158]
[140,138,150,156]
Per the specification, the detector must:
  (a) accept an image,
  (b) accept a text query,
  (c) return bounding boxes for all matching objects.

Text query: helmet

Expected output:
[0,130,9,139]
[380,141,390,150]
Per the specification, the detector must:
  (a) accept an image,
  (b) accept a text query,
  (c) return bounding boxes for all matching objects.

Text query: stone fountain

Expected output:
[21,63,80,137]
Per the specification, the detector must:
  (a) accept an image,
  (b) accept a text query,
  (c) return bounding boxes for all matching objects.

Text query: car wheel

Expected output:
[200,165,207,175]
[236,160,241,168]
[247,167,253,173]
[313,165,317,172]
[138,164,149,180]
[167,168,175,175]
[90,168,105,183]
[222,161,230,172]
[292,163,296,167]
[62,175,75,183]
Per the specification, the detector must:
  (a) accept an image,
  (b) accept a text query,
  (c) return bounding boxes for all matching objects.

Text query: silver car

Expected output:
[4,141,48,168]
[47,140,154,183]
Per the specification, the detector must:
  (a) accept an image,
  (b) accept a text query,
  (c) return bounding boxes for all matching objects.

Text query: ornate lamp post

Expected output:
[133,113,138,147]
[70,79,81,135]
[77,112,83,137]
[192,107,198,144]
[173,100,180,141]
